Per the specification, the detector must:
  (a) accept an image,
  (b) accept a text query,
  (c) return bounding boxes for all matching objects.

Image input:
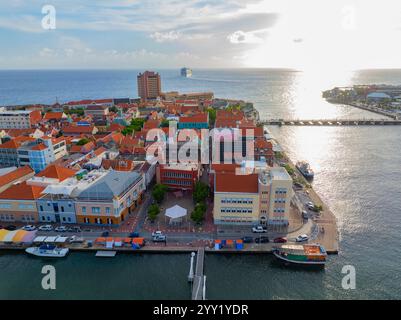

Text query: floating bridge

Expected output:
[259,119,401,126]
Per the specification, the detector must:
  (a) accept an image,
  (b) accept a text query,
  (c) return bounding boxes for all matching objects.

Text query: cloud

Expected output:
[150,31,182,43]
[227,30,266,44]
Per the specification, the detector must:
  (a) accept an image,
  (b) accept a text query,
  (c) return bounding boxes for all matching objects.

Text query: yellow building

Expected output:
[213,165,293,226]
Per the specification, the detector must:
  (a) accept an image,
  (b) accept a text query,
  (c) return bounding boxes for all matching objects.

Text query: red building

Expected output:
[156,163,200,190]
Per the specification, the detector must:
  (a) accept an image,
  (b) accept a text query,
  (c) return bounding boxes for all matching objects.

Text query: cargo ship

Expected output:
[272,244,327,266]
[296,161,314,179]
[181,67,192,78]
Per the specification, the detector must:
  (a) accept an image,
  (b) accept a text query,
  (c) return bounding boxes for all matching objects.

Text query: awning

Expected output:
[44,236,59,243]
[33,236,47,242]
[55,237,68,243]
[0,230,37,243]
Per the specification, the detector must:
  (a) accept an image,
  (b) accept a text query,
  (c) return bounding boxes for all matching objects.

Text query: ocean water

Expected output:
[0,68,401,299]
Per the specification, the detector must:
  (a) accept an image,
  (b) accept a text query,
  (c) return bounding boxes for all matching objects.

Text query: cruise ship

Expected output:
[180,67,192,78]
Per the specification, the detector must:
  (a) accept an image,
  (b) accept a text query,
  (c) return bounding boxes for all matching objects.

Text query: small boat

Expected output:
[296,161,314,179]
[25,244,69,258]
[273,244,327,266]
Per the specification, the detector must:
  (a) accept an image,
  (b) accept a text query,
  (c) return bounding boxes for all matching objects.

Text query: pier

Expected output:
[259,119,401,126]
[191,248,206,300]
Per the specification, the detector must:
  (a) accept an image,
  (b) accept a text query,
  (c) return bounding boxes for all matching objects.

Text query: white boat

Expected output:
[180,67,192,78]
[25,244,69,258]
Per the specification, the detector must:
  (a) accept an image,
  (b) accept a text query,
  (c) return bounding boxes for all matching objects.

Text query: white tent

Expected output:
[165,205,187,225]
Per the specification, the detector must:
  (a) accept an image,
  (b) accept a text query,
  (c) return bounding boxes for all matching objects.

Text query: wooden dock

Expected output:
[191,248,206,300]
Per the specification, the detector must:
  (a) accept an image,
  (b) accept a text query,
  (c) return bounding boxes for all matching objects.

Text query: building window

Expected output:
[105,207,111,214]
[40,205,43,211]
[82,207,86,213]
[92,207,100,214]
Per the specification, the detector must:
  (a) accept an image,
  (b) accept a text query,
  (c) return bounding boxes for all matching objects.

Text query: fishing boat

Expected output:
[296,161,314,179]
[272,244,327,266]
[25,244,69,258]
[180,67,192,78]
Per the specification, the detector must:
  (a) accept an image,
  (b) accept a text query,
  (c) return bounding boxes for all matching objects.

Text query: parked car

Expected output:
[5,225,17,231]
[22,225,36,231]
[241,236,254,243]
[68,235,84,243]
[101,231,110,237]
[255,236,270,243]
[152,231,164,237]
[273,237,288,243]
[68,226,81,233]
[307,203,315,210]
[296,234,309,242]
[152,235,167,242]
[38,225,53,231]
[302,210,309,219]
[55,226,68,232]
[294,182,303,189]
[129,232,140,238]
[252,226,267,233]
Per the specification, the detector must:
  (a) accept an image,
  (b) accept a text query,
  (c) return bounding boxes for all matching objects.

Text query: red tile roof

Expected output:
[0,166,34,188]
[215,172,259,193]
[0,181,45,200]
[36,164,77,181]
[179,113,208,123]
[63,125,95,134]
[43,112,65,121]
[31,143,48,151]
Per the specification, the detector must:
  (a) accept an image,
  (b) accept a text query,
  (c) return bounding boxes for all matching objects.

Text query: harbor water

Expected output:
[1,69,401,299]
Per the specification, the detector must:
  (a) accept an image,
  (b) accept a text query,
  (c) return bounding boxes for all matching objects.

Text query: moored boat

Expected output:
[272,244,327,266]
[296,161,314,179]
[25,244,69,258]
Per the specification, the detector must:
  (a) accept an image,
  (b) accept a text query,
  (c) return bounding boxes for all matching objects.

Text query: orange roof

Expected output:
[215,172,259,193]
[0,166,34,187]
[0,181,45,200]
[0,139,20,149]
[4,128,36,137]
[63,125,95,134]
[31,143,47,151]
[216,110,244,120]
[179,113,208,123]
[108,123,124,132]
[211,164,240,173]
[143,119,160,129]
[93,147,107,157]
[43,112,64,120]
[36,164,77,181]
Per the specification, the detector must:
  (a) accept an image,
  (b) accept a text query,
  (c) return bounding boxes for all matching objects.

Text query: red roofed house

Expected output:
[0,181,45,223]
[0,166,35,193]
[62,124,98,136]
[34,164,77,183]
[178,113,209,129]
[43,112,68,123]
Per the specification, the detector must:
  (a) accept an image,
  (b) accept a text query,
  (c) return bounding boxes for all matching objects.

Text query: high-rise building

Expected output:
[137,71,162,100]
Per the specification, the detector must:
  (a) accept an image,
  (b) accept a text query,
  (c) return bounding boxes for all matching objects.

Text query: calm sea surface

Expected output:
[0,69,401,299]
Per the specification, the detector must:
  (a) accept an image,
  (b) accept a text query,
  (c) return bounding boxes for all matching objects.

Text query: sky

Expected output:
[1,0,401,70]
